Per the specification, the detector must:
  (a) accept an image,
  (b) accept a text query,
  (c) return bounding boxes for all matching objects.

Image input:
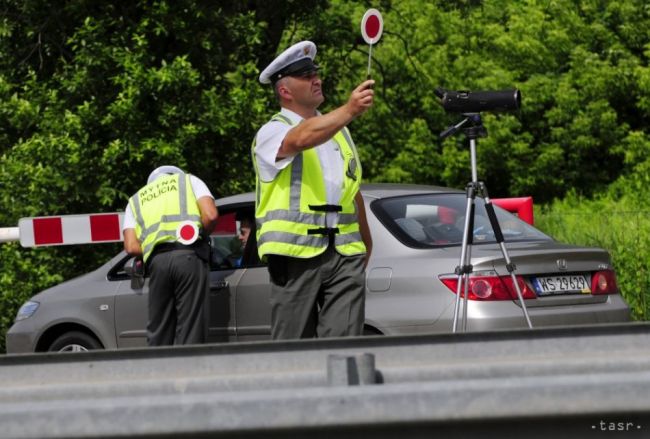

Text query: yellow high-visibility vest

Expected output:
[128,173,202,262]
[252,113,365,259]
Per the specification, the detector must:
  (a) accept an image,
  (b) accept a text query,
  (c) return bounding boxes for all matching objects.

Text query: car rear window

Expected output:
[371,193,551,248]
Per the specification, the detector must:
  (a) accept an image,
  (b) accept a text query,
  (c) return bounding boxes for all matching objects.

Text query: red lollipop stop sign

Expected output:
[176,220,199,245]
[361,9,383,79]
[361,8,383,44]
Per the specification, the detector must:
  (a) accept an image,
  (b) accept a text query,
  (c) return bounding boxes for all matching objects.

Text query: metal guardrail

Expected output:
[2,323,650,438]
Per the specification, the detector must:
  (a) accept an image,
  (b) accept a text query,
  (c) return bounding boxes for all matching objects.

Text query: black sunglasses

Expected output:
[291,70,320,79]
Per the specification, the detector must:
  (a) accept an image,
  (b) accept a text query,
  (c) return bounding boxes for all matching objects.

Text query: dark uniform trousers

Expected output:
[147,247,208,346]
[267,244,366,339]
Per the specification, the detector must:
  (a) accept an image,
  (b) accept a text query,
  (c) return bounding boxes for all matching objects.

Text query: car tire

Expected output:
[48,331,103,352]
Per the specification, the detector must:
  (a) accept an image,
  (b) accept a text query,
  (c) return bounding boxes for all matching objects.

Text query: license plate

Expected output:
[532,274,591,296]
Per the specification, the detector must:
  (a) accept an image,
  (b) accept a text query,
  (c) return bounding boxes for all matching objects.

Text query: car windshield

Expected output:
[372,193,551,248]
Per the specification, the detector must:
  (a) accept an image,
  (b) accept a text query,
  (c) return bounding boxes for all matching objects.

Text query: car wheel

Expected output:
[48,331,103,352]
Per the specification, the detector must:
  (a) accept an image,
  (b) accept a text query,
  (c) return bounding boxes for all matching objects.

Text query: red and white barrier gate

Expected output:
[0,196,533,248]
[17,213,124,247]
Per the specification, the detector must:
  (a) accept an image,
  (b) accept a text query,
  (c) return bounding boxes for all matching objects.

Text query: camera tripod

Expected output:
[440,113,533,332]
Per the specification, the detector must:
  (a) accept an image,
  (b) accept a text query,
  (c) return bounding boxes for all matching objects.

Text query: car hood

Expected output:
[29,257,117,302]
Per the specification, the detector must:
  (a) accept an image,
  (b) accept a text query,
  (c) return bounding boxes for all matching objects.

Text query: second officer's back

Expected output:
[122,165,218,346]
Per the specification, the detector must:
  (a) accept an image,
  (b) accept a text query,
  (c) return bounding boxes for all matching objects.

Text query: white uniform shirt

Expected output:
[254,108,344,227]
[122,174,213,231]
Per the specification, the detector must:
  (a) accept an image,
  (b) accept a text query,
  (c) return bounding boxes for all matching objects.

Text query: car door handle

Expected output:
[212,280,229,289]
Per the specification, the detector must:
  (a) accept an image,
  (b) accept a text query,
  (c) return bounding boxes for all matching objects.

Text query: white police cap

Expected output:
[259,40,319,84]
[147,165,184,184]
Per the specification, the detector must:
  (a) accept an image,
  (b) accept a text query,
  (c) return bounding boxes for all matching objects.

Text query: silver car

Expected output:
[6,184,631,353]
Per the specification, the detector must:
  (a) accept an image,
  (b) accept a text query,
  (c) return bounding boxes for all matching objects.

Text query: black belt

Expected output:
[149,238,210,265]
[152,241,200,255]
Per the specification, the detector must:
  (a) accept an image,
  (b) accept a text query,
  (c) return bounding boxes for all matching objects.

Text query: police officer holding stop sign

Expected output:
[122,166,218,346]
[253,41,374,340]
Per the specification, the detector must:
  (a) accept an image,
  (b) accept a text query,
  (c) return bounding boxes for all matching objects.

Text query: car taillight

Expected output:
[591,270,618,295]
[439,271,536,301]
[501,276,537,300]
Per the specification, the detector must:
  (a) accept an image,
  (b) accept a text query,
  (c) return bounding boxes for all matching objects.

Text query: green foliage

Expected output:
[535,193,650,321]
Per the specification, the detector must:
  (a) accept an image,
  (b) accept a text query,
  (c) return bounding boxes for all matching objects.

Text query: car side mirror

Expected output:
[124,257,145,290]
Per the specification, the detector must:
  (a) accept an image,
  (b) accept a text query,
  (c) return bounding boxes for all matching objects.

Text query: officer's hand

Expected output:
[347,80,375,117]
[132,257,145,277]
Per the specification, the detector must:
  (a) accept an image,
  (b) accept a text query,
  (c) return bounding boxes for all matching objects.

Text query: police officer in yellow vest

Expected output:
[253,41,374,339]
[123,166,218,346]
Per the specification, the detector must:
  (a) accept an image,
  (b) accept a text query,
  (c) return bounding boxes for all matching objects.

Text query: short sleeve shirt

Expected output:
[254,108,344,226]
[122,174,213,230]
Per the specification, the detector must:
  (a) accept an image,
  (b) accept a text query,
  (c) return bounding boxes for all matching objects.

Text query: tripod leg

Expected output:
[462,203,474,332]
[453,184,476,333]
[481,185,533,329]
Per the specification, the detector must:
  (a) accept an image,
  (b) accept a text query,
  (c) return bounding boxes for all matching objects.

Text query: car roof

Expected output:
[215,183,462,206]
[215,192,254,206]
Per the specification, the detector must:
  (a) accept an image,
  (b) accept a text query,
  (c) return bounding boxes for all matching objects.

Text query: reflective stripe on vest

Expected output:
[129,173,202,262]
[252,113,365,259]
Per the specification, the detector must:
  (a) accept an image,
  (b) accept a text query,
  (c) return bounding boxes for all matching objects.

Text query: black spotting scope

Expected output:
[435,88,521,113]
